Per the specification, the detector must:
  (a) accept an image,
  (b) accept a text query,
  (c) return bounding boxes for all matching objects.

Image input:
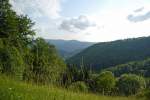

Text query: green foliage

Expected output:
[144,90,150,100]
[107,58,150,77]
[0,46,25,80]
[61,65,79,87]
[78,65,91,82]
[61,64,92,89]
[0,0,35,43]
[68,81,88,93]
[117,74,146,96]
[95,71,116,95]
[67,37,150,71]
[0,0,66,85]
[0,0,35,80]
[145,78,150,89]
[0,75,138,100]
[0,1,149,99]
[0,0,18,38]
[24,38,66,84]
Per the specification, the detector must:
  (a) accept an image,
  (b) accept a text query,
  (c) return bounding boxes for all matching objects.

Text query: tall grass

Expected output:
[0,75,141,100]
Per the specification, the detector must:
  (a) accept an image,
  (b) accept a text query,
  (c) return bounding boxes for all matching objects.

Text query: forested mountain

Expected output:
[67,36,150,70]
[46,39,95,58]
[106,58,150,77]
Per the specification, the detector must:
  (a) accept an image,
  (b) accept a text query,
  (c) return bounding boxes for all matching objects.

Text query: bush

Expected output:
[0,46,25,80]
[95,71,116,95]
[145,78,150,89]
[23,38,66,84]
[68,81,88,92]
[117,74,146,96]
[144,90,150,100]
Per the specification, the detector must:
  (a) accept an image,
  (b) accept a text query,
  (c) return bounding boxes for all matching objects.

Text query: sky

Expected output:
[10,0,150,42]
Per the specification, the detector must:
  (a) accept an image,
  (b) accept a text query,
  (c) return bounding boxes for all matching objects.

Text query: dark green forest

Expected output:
[106,58,150,77]
[67,37,150,70]
[0,0,150,100]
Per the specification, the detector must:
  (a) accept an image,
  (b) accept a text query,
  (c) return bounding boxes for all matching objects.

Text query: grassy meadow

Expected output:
[0,75,141,100]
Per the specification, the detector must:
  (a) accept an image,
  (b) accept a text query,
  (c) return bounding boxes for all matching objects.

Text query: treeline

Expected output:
[62,65,148,96]
[0,0,66,84]
[106,58,150,77]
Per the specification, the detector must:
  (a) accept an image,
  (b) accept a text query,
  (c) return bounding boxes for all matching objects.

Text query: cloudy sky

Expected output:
[10,0,150,42]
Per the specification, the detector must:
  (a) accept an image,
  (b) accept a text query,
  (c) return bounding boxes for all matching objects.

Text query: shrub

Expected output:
[145,78,150,89]
[0,46,25,80]
[117,74,146,96]
[68,81,88,92]
[23,38,66,84]
[95,71,116,95]
[144,90,150,100]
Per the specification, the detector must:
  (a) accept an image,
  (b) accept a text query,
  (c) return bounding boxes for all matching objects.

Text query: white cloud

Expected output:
[10,0,63,39]
[59,15,96,32]
[9,0,150,42]
[10,0,61,18]
[128,11,150,22]
[76,7,150,42]
[127,6,150,22]
[134,7,144,13]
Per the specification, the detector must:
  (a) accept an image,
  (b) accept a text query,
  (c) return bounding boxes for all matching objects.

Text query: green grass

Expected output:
[0,75,141,100]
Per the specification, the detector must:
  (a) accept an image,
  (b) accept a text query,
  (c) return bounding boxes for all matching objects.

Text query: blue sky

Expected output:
[61,0,106,17]
[10,0,150,42]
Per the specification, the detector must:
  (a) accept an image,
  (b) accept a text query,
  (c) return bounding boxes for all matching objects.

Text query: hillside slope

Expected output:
[67,36,150,70]
[105,58,150,77]
[0,75,137,100]
[46,39,95,58]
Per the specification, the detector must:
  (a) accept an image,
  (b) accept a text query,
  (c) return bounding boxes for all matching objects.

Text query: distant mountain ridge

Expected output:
[67,36,150,71]
[46,39,95,59]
